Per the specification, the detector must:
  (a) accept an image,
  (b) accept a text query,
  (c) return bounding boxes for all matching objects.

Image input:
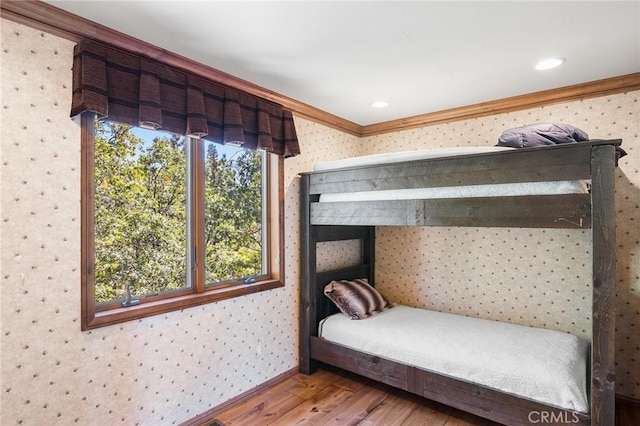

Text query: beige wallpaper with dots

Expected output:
[1,16,639,426]
[0,19,306,426]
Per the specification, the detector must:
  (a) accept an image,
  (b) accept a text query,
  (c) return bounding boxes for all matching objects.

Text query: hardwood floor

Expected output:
[202,366,640,426]
[205,367,499,425]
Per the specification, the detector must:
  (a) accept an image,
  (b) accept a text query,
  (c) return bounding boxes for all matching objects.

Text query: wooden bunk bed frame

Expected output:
[300,140,621,426]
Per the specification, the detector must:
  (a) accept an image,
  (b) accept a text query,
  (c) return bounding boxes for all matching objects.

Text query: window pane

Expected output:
[94,120,188,303]
[204,141,265,285]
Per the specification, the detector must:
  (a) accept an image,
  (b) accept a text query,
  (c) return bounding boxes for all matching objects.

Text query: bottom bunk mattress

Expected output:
[318,305,590,413]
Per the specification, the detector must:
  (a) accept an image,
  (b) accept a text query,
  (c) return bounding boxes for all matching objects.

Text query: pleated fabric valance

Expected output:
[70,39,300,157]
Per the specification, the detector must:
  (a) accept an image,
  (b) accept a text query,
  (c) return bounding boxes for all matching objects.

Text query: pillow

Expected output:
[324,279,392,320]
[497,123,589,148]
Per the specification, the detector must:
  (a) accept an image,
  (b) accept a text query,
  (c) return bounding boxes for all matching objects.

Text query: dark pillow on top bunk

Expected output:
[497,123,589,148]
[324,279,392,320]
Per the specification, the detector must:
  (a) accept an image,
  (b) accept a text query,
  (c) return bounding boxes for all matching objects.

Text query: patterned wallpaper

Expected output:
[283,117,363,279]
[1,16,638,426]
[0,20,302,426]
[375,227,593,336]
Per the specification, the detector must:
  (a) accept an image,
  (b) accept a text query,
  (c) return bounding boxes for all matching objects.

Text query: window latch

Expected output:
[243,274,258,284]
[121,284,140,307]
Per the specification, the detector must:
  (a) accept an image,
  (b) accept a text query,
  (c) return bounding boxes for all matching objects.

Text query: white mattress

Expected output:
[319,305,590,413]
[319,180,588,202]
[313,147,589,202]
[312,147,515,171]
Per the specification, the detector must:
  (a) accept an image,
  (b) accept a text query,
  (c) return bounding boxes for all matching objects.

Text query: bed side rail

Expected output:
[310,194,592,228]
[304,140,621,195]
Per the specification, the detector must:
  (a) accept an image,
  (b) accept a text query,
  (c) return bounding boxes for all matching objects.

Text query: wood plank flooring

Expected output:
[209,367,497,425]
[205,366,640,425]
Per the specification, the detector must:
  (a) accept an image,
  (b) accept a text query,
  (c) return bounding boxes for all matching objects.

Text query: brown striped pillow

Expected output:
[324,279,392,320]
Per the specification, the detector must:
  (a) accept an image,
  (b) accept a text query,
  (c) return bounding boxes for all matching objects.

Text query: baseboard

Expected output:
[179,367,299,426]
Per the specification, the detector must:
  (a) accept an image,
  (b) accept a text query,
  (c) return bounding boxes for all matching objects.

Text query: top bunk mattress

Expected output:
[313,146,516,171]
[312,147,589,201]
[318,180,588,202]
[318,305,590,413]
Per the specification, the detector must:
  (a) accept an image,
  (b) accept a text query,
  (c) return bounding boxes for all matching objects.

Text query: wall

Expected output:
[360,95,640,398]
[0,19,357,425]
[2,17,638,426]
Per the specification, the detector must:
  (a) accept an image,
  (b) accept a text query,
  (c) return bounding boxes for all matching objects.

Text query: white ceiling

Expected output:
[44,1,640,126]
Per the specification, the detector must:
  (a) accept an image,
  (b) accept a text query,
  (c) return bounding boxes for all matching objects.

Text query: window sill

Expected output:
[82,279,284,330]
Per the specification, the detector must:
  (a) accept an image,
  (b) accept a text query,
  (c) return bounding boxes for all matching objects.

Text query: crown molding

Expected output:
[360,73,640,137]
[2,1,639,138]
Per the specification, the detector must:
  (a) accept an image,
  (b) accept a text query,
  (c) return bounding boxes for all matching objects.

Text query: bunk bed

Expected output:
[299,140,621,426]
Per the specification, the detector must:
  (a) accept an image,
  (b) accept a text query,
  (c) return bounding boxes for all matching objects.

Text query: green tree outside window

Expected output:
[94,120,264,304]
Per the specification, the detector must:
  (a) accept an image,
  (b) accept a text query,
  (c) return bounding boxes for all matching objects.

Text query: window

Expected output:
[81,114,284,329]
[71,40,299,330]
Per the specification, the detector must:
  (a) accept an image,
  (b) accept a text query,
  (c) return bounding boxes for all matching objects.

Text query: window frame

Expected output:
[81,113,285,330]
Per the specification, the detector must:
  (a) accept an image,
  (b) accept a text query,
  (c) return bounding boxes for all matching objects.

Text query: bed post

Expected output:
[299,172,377,375]
[590,144,616,426]
[300,174,317,375]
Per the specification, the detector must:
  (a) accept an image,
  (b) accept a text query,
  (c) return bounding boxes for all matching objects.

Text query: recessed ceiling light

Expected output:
[535,58,566,70]
[371,100,390,108]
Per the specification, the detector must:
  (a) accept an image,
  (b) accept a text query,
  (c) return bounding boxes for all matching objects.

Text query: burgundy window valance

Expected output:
[70,39,300,157]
